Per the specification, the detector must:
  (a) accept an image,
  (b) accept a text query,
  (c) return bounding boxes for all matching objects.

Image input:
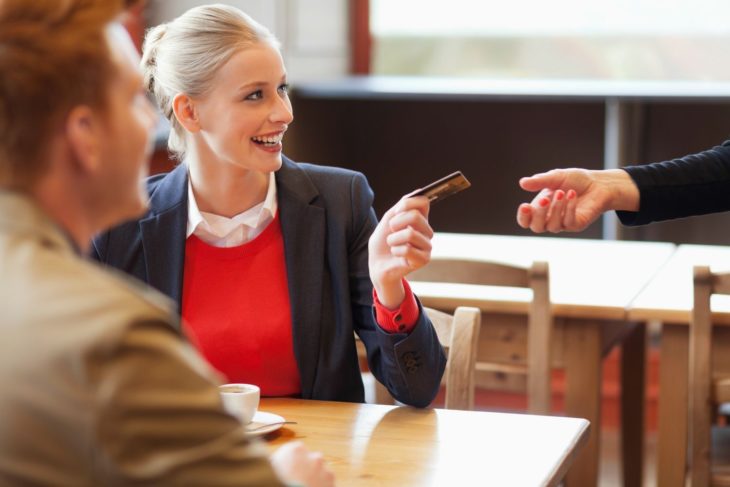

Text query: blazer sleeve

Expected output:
[346,172,447,408]
[94,316,284,486]
[617,140,730,225]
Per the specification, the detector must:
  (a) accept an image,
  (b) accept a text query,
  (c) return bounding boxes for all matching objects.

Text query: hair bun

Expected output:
[140,23,168,92]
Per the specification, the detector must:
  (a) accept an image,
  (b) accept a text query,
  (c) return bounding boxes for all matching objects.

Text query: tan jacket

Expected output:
[0,192,283,486]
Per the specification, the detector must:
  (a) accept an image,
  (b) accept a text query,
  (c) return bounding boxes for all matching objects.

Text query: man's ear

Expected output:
[172,93,200,133]
[65,105,102,174]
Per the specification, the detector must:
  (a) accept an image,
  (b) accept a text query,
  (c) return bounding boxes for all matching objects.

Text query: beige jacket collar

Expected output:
[0,190,78,255]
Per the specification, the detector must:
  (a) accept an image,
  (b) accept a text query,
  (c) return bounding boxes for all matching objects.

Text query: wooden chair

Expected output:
[689,266,730,486]
[408,258,552,414]
[359,306,481,410]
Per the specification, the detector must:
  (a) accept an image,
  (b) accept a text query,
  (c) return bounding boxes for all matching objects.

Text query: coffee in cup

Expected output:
[219,383,260,424]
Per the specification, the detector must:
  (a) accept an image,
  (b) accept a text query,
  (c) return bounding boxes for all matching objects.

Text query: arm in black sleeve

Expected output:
[617,140,730,225]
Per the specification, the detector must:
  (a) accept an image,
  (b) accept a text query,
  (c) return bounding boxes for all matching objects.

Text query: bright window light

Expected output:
[370,0,730,80]
[371,0,730,37]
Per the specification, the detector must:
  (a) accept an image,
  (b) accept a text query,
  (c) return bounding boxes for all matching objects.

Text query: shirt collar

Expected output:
[186,172,278,240]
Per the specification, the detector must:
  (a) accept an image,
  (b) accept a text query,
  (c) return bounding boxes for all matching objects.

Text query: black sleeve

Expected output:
[616,140,730,226]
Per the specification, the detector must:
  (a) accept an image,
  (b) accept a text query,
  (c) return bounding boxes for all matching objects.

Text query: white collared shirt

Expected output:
[186,172,278,248]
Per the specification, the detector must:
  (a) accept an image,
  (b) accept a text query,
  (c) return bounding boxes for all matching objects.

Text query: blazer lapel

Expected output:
[277,158,326,399]
[139,164,188,316]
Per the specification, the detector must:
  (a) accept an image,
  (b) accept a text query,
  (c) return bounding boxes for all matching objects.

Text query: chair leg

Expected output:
[621,322,646,487]
[657,325,689,487]
[564,319,602,487]
[689,267,713,487]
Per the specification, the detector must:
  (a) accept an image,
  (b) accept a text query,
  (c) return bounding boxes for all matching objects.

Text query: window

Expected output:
[370,0,730,80]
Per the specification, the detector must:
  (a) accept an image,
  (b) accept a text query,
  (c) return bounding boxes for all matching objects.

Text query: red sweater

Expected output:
[181,215,301,396]
[181,214,421,397]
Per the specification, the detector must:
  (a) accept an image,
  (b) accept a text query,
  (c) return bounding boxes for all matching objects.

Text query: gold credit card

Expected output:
[411,171,471,205]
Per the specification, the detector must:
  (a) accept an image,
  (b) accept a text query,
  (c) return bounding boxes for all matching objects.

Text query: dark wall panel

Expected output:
[285,96,605,239]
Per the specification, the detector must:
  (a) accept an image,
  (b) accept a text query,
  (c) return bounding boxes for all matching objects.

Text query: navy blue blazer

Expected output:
[617,140,730,225]
[91,157,446,407]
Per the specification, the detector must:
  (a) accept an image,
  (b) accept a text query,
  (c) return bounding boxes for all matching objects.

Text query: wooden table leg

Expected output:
[656,324,688,487]
[564,318,603,487]
[621,322,646,487]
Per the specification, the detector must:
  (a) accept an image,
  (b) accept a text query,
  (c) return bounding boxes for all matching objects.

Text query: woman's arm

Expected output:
[516,140,730,233]
[347,172,446,408]
[516,168,639,233]
[619,141,730,225]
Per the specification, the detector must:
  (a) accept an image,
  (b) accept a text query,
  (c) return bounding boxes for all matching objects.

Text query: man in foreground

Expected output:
[0,0,332,485]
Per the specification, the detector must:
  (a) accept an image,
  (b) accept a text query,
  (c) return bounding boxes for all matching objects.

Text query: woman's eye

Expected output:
[278,83,290,94]
[245,90,263,101]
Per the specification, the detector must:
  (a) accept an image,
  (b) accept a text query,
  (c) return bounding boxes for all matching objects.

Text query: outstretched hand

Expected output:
[516,168,639,233]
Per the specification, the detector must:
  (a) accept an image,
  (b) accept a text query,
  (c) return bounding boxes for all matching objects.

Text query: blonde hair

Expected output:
[141,4,280,160]
[0,0,123,188]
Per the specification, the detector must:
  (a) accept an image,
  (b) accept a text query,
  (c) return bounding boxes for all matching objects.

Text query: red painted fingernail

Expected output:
[567,189,576,200]
[555,190,564,201]
[520,205,531,214]
[539,198,550,207]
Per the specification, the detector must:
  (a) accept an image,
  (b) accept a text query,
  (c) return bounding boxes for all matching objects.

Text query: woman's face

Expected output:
[192,42,293,173]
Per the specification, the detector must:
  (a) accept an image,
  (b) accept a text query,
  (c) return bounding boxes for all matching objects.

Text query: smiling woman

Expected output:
[169,44,292,194]
[141,7,282,162]
[91,4,447,409]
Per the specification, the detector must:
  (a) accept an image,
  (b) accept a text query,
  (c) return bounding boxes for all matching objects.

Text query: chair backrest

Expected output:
[357,306,481,410]
[689,266,730,486]
[409,258,552,414]
[425,306,481,410]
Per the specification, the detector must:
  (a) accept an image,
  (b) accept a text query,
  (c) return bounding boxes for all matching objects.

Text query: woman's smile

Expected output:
[251,129,286,153]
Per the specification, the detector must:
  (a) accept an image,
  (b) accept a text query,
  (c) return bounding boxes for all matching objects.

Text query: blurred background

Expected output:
[371,0,730,81]
[140,0,730,245]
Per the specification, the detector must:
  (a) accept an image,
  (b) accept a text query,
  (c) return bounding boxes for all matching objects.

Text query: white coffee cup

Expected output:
[219,383,260,424]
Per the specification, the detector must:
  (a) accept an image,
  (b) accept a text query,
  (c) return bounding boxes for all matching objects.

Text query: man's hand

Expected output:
[271,441,335,487]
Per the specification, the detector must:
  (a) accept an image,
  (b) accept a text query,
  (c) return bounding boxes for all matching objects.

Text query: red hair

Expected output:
[0,0,124,187]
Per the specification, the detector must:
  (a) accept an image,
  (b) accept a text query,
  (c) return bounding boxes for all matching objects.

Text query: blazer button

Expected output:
[408,366,418,373]
[402,352,415,362]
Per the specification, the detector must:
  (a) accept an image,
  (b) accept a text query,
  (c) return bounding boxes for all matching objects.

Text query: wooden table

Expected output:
[628,244,730,486]
[408,233,676,487]
[259,398,590,487]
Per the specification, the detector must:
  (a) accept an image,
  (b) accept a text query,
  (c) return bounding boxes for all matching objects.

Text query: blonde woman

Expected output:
[93,4,445,407]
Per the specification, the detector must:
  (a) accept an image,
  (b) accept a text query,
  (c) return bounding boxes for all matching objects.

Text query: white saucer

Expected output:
[245,411,286,437]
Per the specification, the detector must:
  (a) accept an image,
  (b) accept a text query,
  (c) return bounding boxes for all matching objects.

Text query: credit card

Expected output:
[410,171,471,205]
